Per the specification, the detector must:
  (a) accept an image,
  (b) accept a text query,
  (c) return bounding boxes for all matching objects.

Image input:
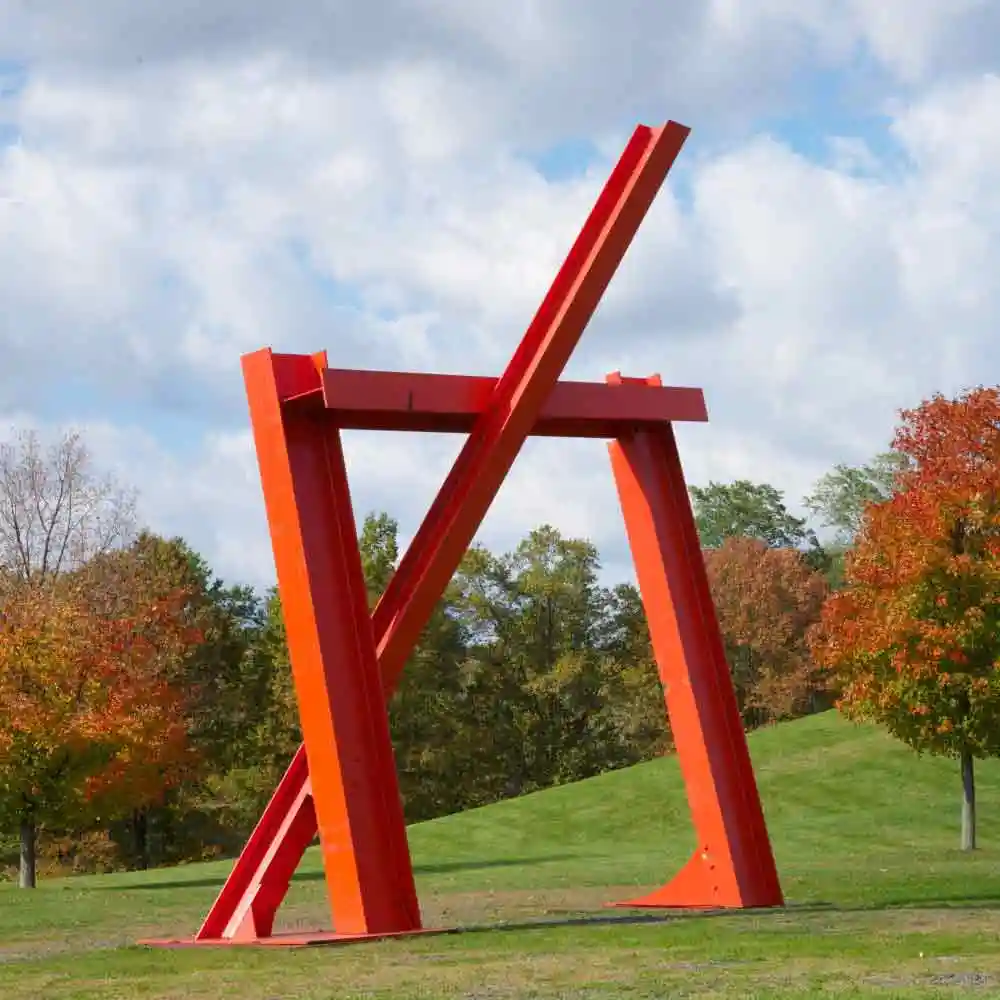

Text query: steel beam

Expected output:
[311,369,707,435]
[606,375,783,909]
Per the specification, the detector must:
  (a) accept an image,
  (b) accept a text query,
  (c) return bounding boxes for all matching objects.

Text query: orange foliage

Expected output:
[809,387,1000,757]
[704,538,827,724]
[0,580,201,826]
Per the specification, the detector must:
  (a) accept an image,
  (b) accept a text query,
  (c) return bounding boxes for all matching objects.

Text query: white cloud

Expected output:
[0,7,999,591]
[848,0,1000,83]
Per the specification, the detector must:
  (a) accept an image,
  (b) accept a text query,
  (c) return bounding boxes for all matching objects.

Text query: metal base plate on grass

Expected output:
[140,927,453,949]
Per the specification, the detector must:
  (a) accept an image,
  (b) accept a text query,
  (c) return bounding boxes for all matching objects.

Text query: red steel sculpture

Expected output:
[145,120,783,948]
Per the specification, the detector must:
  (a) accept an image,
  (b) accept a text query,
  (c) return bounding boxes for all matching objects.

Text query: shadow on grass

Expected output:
[90,855,576,893]
[450,891,1000,937]
[798,891,1000,911]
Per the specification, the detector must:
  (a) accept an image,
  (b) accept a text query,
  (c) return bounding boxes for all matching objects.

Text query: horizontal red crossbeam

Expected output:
[284,369,707,436]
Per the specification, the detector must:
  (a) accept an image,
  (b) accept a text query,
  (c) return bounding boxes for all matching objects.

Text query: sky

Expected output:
[0,1,998,592]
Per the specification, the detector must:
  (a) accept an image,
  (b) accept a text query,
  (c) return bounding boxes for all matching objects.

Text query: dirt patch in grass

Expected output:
[764,905,1000,940]
[864,970,994,988]
[868,907,1000,936]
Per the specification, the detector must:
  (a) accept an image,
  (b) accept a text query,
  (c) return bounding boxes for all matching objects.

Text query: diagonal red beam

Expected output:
[311,369,707,435]
[372,121,690,693]
[196,741,314,940]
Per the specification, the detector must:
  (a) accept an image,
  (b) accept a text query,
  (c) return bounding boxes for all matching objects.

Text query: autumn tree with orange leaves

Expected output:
[0,430,202,887]
[705,538,828,726]
[0,581,200,887]
[810,387,1000,851]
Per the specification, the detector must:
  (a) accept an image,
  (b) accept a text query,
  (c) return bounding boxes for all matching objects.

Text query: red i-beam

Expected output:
[143,121,782,949]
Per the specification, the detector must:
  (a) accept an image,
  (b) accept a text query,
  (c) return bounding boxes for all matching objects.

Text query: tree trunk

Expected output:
[18,814,37,889]
[961,749,977,852]
[132,809,150,870]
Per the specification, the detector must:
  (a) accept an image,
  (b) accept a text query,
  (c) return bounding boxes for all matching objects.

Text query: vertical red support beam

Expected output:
[606,376,783,909]
[236,349,421,937]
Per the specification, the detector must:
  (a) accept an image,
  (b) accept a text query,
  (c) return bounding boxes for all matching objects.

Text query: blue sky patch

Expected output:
[524,137,603,181]
[758,63,909,175]
[0,60,26,98]
[37,376,210,459]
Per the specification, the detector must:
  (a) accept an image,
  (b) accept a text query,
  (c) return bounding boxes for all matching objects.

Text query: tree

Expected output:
[359,511,399,604]
[354,511,471,820]
[86,534,268,769]
[803,452,911,544]
[0,429,136,585]
[77,532,266,867]
[704,538,828,726]
[497,527,612,789]
[592,582,672,762]
[248,587,300,775]
[448,528,606,799]
[0,580,199,887]
[804,453,914,592]
[179,581,298,854]
[0,429,139,886]
[809,387,1000,851]
[690,479,824,561]
[390,579,469,820]
[449,526,665,801]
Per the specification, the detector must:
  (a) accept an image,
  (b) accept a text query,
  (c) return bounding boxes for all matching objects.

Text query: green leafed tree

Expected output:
[593,582,671,761]
[359,511,400,604]
[449,526,668,802]
[803,452,911,544]
[690,480,821,554]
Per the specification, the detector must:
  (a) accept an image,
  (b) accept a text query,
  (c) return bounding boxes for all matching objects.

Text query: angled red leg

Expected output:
[607,378,783,909]
[196,744,313,941]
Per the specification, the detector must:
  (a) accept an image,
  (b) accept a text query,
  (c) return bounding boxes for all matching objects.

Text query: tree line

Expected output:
[2,386,998,886]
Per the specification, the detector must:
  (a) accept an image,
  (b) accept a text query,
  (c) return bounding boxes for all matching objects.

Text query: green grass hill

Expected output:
[3,711,1000,999]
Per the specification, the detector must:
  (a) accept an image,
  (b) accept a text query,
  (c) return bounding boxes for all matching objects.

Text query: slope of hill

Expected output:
[4,710,1000,999]
[404,709,1000,906]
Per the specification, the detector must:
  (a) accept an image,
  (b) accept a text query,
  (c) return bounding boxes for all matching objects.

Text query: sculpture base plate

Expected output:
[140,927,451,949]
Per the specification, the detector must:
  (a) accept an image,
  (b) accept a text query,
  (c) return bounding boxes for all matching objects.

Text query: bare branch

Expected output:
[0,429,137,585]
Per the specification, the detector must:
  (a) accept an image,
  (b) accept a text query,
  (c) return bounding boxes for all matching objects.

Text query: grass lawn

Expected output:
[2,711,1000,998]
